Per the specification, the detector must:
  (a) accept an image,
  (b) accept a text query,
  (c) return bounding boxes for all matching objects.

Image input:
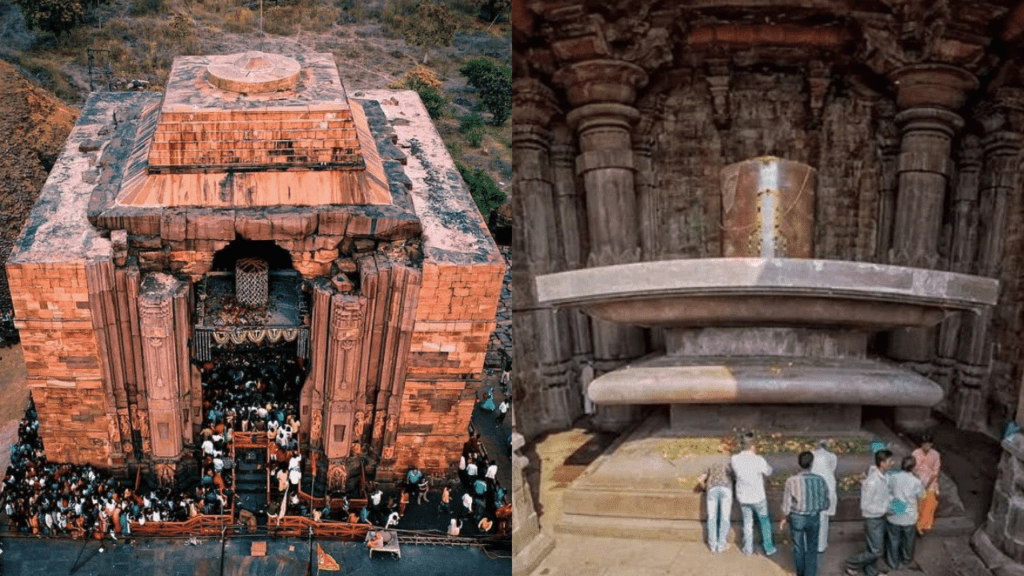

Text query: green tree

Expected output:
[459,57,511,126]
[457,162,506,218]
[386,0,456,65]
[476,0,510,25]
[14,0,84,36]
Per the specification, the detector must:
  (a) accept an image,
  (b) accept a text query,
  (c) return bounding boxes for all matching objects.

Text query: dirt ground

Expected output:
[0,344,31,474]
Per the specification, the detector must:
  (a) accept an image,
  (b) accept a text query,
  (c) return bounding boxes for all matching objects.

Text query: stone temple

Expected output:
[512,1,1024,573]
[6,52,503,490]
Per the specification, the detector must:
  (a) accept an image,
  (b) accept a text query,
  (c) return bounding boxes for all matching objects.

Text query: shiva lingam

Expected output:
[536,157,999,433]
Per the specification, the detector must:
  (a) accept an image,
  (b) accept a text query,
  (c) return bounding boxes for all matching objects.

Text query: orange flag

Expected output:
[317,544,340,571]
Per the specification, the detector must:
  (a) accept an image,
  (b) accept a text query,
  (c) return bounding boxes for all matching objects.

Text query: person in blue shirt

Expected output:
[406,466,422,498]
[358,505,371,524]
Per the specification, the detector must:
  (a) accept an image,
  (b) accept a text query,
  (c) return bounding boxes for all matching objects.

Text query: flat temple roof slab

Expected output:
[535,257,999,329]
[357,89,500,266]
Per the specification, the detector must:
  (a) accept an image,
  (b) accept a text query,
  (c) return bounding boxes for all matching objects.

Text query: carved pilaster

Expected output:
[324,294,365,459]
[138,274,187,459]
[550,130,593,359]
[876,100,901,262]
[706,58,730,129]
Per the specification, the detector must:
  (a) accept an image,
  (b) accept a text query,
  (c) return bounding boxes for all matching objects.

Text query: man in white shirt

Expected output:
[730,433,777,556]
[845,449,894,576]
[485,460,498,481]
[811,439,838,552]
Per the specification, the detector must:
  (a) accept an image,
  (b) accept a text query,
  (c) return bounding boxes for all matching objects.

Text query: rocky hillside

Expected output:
[0,60,78,314]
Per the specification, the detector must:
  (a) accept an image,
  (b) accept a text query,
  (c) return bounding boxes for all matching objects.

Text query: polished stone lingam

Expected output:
[536,156,999,433]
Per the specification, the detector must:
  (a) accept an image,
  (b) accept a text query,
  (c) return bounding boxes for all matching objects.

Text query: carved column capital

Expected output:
[512,78,560,130]
[888,63,978,111]
[553,59,648,108]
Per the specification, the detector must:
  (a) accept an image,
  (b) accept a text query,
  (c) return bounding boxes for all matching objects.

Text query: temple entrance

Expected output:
[192,239,313,516]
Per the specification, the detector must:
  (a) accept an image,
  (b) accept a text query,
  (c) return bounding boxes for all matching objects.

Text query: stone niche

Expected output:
[7,52,504,486]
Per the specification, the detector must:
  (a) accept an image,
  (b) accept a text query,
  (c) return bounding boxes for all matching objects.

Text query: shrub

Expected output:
[459,57,511,125]
[383,0,456,64]
[460,113,485,146]
[417,86,446,119]
[14,0,84,36]
[457,162,505,218]
[459,111,484,133]
[391,67,446,119]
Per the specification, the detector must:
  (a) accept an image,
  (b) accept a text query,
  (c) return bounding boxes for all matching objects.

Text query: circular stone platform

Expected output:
[207,51,301,93]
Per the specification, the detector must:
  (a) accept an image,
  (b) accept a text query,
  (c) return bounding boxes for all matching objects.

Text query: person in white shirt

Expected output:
[845,449,894,576]
[730,433,777,556]
[466,461,478,478]
[461,492,473,516]
[485,461,498,481]
[811,439,838,553]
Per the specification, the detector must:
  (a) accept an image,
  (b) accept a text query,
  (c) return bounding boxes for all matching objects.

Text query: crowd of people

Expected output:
[2,346,513,547]
[0,404,223,550]
[696,432,941,576]
[196,348,305,517]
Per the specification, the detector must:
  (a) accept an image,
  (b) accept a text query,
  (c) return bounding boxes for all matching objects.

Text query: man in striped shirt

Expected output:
[781,451,832,576]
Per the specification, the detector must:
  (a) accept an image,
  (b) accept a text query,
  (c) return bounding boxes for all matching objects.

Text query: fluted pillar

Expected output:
[553,59,648,429]
[953,121,1024,429]
[512,79,578,434]
[934,137,982,408]
[885,64,977,430]
[550,129,593,359]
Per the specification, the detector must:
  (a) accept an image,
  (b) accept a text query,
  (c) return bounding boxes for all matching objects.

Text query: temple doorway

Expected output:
[192,239,313,517]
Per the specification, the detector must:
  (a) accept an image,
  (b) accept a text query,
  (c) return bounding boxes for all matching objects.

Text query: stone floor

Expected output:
[524,423,1001,576]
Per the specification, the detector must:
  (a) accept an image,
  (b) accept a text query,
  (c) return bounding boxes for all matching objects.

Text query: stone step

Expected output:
[555,513,975,544]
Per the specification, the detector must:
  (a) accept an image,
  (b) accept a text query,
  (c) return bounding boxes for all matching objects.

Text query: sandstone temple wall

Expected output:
[8,260,117,465]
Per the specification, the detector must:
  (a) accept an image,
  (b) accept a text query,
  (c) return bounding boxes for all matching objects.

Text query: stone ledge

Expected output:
[973,528,1024,576]
[535,258,999,329]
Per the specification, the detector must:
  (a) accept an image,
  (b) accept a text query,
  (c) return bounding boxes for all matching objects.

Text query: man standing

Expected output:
[811,439,838,552]
[886,456,924,571]
[731,433,777,556]
[845,449,894,576]
[780,451,831,576]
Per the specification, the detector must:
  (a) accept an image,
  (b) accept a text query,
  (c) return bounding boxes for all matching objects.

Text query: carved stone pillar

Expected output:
[550,128,593,359]
[512,79,578,434]
[324,294,365,459]
[554,59,647,267]
[511,430,554,576]
[935,136,983,409]
[553,59,649,429]
[302,280,333,449]
[885,64,977,430]
[954,112,1024,430]
[139,274,187,459]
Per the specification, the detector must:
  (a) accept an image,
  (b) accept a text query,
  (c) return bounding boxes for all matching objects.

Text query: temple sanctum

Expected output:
[6,52,504,490]
[512,1,1024,574]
